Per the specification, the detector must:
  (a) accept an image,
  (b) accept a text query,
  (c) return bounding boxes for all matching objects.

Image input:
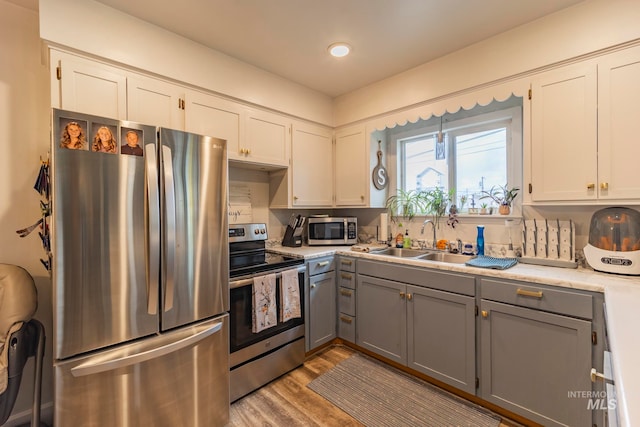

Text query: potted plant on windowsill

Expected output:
[480,184,519,215]
[424,187,454,229]
[384,189,428,223]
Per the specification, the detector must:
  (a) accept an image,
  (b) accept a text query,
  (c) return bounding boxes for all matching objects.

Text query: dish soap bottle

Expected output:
[403,229,411,248]
[476,225,485,256]
[396,232,404,248]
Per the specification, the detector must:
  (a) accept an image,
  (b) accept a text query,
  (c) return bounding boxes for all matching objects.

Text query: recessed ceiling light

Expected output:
[328,43,351,58]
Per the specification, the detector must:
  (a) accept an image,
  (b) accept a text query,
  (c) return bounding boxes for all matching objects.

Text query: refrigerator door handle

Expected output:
[162,144,176,312]
[145,143,160,315]
[70,320,223,377]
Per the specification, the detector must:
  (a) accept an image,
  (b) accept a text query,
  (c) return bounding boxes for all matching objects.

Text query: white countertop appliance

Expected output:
[584,207,640,275]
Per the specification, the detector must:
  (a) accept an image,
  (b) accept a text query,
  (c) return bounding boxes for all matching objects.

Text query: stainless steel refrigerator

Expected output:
[50,109,229,426]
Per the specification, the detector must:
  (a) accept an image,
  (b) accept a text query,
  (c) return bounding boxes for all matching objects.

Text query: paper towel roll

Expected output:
[379,213,388,242]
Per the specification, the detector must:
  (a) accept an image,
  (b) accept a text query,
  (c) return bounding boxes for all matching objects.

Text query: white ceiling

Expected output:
[23,0,585,97]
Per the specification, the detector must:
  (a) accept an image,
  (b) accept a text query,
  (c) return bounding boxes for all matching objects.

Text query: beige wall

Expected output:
[38,0,333,126]
[333,0,640,126]
[0,1,53,424]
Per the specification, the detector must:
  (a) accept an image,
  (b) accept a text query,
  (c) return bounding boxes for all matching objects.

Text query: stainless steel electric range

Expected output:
[228,223,306,402]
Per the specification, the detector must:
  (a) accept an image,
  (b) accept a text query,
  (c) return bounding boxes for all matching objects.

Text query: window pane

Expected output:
[403,135,449,193]
[455,128,507,207]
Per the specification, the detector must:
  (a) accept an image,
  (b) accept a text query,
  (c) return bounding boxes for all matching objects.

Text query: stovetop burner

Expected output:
[229,251,304,279]
[228,223,304,279]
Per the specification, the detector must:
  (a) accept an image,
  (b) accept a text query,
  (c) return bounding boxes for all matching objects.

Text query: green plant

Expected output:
[423,187,454,229]
[384,189,428,223]
[480,202,488,209]
[480,184,519,207]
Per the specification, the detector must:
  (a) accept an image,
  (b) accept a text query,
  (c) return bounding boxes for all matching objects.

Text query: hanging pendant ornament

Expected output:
[372,140,388,190]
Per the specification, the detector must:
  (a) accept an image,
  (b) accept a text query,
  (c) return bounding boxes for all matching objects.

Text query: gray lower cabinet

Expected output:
[479,278,601,427]
[337,256,356,343]
[356,259,476,394]
[408,284,476,394]
[306,256,336,351]
[357,275,406,362]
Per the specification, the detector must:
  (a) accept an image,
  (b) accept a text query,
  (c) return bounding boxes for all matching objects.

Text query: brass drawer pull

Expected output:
[341,273,352,280]
[340,316,353,324]
[340,289,353,297]
[341,260,353,266]
[516,288,543,298]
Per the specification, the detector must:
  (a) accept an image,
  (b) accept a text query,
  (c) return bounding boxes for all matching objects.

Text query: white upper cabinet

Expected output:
[290,124,333,207]
[530,45,640,203]
[597,46,640,201]
[335,126,367,207]
[127,74,184,129]
[51,50,127,120]
[530,61,598,202]
[184,90,242,151]
[243,108,290,167]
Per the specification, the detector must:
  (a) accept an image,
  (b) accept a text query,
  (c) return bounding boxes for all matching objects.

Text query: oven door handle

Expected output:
[230,265,306,289]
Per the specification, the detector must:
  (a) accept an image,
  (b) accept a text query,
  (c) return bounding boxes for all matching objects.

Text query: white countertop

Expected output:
[271,244,640,426]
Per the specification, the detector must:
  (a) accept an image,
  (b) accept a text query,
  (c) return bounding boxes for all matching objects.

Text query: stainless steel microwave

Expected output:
[307,217,357,246]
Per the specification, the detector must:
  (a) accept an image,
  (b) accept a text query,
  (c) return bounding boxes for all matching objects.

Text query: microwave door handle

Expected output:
[162,144,176,312]
[145,143,160,315]
[344,218,348,243]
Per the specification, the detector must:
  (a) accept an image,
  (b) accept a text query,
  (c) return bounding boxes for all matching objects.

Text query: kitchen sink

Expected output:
[417,252,476,264]
[371,247,475,264]
[371,248,431,257]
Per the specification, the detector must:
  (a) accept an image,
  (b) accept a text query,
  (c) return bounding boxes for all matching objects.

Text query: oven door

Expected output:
[229,265,305,354]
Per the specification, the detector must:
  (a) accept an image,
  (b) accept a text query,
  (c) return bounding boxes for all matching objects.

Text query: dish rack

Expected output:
[519,218,578,268]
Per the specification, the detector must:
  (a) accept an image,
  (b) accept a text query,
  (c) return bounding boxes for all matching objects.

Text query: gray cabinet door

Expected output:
[407,285,476,394]
[308,270,336,350]
[479,299,592,427]
[356,275,406,364]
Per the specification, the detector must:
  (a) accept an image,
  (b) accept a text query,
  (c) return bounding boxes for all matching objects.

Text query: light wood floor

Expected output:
[229,345,522,427]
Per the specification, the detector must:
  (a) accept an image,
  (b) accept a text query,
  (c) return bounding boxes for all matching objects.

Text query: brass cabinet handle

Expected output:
[407,293,413,301]
[600,182,609,190]
[590,368,606,383]
[399,291,406,299]
[587,183,595,190]
[340,289,352,297]
[341,260,353,266]
[481,310,488,318]
[516,288,543,298]
[340,273,352,280]
[340,316,353,324]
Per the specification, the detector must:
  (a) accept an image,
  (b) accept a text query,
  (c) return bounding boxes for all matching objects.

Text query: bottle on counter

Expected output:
[476,225,485,256]
[403,229,411,248]
[396,232,404,248]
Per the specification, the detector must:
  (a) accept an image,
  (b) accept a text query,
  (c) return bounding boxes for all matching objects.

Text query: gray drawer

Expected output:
[338,287,356,316]
[338,314,355,343]
[337,270,356,289]
[480,278,593,319]
[307,256,335,276]
[337,256,356,272]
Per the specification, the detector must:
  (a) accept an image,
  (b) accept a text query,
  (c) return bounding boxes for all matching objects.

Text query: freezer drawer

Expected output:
[54,315,229,427]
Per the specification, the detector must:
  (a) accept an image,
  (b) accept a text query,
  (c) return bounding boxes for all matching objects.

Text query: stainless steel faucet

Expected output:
[420,219,436,249]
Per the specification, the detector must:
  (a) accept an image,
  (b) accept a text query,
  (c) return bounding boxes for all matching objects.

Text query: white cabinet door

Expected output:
[291,124,333,207]
[335,126,367,206]
[51,50,127,120]
[244,108,290,167]
[128,74,184,129]
[530,62,598,202]
[184,90,242,152]
[597,46,640,201]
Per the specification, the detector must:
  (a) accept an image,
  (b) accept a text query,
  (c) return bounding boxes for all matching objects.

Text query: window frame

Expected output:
[390,105,523,218]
